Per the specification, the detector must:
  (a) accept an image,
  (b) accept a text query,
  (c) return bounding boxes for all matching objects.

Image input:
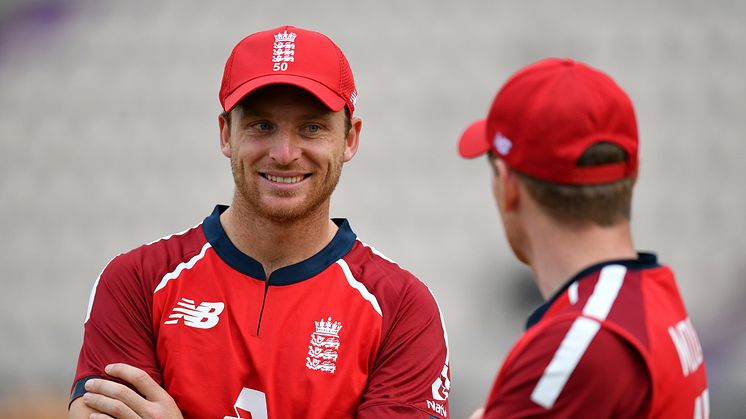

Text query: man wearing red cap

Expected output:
[69,26,450,419]
[459,58,709,418]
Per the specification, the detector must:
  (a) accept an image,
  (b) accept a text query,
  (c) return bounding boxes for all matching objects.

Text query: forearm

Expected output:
[69,397,98,419]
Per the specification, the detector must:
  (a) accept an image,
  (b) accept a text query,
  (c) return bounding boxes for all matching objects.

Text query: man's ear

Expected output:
[218,113,232,158]
[342,116,362,162]
[496,159,520,213]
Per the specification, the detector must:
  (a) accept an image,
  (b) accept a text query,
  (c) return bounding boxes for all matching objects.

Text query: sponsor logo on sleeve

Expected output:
[426,399,448,417]
[426,363,450,416]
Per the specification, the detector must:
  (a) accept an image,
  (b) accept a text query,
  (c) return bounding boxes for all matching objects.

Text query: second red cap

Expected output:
[458,58,639,185]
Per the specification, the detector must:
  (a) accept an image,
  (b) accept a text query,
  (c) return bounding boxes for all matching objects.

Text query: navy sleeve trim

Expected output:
[69,375,99,408]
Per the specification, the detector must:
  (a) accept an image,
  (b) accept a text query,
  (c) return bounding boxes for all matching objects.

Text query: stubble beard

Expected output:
[231,155,344,223]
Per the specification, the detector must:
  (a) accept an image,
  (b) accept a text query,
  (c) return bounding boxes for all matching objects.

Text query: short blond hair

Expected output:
[516,142,634,226]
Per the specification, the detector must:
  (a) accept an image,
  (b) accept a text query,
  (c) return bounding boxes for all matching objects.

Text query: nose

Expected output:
[268,129,301,165]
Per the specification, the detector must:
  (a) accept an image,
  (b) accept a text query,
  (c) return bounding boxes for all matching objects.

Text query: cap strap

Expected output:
[566,162,635,185]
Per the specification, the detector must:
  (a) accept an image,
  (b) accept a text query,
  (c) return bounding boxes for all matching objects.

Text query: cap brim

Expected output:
[458,119,490,159]
[223,74,346,112]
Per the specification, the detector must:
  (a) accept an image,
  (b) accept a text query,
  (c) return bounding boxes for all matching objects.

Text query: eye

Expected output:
[304,124,322,134]
[252,122,273,131]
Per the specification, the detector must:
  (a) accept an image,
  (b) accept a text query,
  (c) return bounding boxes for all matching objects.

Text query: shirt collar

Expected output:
[202,205,357,285]
[525,252,660,329]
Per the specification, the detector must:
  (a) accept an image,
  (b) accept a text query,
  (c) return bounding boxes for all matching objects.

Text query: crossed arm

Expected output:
[69,364,182,419]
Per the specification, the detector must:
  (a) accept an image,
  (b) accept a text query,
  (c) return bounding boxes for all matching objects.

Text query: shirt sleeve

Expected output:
[70,252,162,403]
[484,319,650,418]
[356,280,451,419]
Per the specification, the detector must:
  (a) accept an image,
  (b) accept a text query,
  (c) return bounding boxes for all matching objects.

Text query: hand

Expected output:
[468,407,485,419]
[82,363,183,419]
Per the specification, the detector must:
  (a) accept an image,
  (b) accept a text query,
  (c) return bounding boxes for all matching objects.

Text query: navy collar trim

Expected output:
[202,205,357,286]
[525,252,660,329]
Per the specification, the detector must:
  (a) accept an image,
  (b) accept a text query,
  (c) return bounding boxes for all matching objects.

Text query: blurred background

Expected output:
[1,0,744,417]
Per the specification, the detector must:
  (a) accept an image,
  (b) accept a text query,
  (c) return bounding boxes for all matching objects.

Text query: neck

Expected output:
[220,197,338,278]
[523,216,637,300]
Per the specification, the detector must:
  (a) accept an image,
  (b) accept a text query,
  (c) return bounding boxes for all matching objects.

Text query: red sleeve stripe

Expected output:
[529,265,627,408]
[336,259,382,317]
[153,242,212,294]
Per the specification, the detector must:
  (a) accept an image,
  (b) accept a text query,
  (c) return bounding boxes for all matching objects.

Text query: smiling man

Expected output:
[69,26,450,419]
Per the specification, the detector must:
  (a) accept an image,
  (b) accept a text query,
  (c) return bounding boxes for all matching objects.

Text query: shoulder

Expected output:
[96,224,207,294]
[528,317,648,381]
[490,317,650,417]
[341,240,437,312]
[541,262,672,351]
[347,242,451,418]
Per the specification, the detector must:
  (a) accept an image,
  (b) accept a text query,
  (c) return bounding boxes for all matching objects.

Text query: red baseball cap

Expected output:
[458,58,639,185]
[219,25,358,114]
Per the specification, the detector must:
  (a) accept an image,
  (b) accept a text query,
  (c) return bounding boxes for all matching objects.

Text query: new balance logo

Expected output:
[164,297,224,329]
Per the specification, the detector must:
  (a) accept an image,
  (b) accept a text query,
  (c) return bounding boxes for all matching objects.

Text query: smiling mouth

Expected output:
[263,174,307,184]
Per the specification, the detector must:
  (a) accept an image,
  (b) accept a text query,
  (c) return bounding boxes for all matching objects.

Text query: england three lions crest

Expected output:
[272,30,296,71]
[306,316,342,374]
